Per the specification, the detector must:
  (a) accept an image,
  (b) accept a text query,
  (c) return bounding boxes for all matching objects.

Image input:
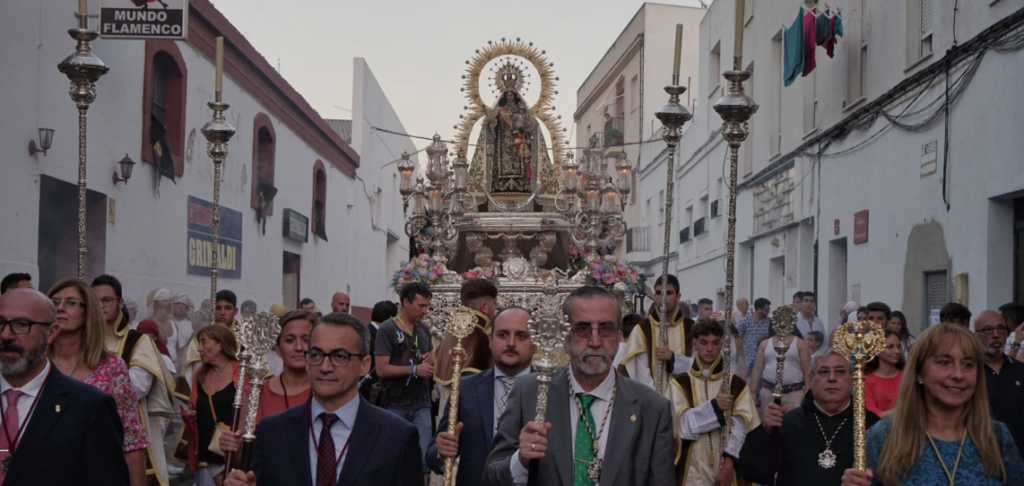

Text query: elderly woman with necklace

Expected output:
[842,323,1024,486]
[47,278,150,486]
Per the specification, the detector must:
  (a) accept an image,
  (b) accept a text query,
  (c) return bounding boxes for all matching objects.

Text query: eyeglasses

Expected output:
[570,323,618,339]
[0,318,54,334]
[304,348,364,367]
[51,298,85,310]
[99,297,120,306]
[977,325,1009,335]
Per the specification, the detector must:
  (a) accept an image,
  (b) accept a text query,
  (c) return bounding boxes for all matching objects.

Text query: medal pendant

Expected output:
[1,456,10,475]
[587,458,603,483]
[818,448,837,469]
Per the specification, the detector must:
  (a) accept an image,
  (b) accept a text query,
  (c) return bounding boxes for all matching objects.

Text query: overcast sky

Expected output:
[210,0,708,153]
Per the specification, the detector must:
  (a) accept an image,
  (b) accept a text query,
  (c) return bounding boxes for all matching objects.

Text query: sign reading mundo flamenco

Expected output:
[99,0,188,40]
[187,196,242,279]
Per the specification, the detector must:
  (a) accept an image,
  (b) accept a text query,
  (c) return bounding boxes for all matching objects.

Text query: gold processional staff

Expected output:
[831,320,885,470]
[442,307,478,486]
[770,306,798,405]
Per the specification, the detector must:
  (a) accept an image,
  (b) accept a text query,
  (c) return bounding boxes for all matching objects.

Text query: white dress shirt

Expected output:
[0,360,51,443]
[634,351,693,390]
[493,366,533,430]
[509,369,617,485]
[796,313,825,339]
[308,395,360,486]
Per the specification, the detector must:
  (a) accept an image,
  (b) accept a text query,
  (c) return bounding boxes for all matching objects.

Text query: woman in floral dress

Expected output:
[47,278,149,486]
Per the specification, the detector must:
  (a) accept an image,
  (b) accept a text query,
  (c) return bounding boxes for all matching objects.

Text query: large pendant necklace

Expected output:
[813,413,849,469]
[569,373,616,483]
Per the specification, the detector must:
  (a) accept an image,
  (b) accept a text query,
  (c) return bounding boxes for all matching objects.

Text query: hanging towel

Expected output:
[822,9,838,58]
[783,7,804,87]
[802,8,817,76]
[833,10,844,38]
[815,9,833,46]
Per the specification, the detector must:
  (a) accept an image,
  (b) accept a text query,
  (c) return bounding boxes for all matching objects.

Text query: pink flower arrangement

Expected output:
[462,266,499,285]
[583,256,641,293]
[391,254,448,288]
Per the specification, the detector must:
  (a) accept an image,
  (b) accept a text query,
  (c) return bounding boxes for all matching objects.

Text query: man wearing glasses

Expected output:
[92,275,175,486]
[977,309,1024,459]
[0,288,128,485]
[224,312,422,486]
[484,286,676,486]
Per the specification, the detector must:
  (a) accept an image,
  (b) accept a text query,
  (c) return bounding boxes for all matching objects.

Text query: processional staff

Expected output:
[770,306,798,405]
[525,296,571,486]
[831,320,885,470]
[442,307,478,486]
[239,311,281,471]
[223,316,253,472]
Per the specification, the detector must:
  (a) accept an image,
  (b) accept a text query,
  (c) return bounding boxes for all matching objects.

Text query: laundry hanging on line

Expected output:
[783,4,844,87]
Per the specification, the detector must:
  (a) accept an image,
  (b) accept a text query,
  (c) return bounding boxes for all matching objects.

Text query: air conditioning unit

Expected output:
[679,227,691,243]
[711,199,721,218]
[694,217,706,236]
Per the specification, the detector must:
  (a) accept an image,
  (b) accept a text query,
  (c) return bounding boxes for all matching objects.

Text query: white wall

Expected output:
[0,1,414,314]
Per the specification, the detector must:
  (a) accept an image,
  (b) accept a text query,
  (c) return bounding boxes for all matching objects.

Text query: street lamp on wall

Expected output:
[28,128,55,157]
[112,154,135,185]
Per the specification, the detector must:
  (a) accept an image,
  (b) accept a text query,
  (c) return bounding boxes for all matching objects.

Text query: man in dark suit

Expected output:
[427,306,537,486]
[0,288,128,486]
[225,312,422,486]
[484,286,676,486]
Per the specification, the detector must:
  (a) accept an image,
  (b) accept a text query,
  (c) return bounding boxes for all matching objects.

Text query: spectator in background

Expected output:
[856,306,868,322]
[171,293,194,363]
[150,289,179,363]
[124,296,140,328]
[738,297,772,376]
[865,301,891,328]
[239,300,257,320]
[1002,303,1024,360]
[299,298,317,312]
[331,292,351,313]
[732,297,750,326]
[838,300,860,324]
[613,313,644,369]
[940,301,972,328]
[359,300,398,401]
[1,272,32,294]
[791,291,805,310]
[690,302,699,318]
[807,330,825,359]
[696,298,714,320]
[975,309,1024,458]
[795,291,824,339]
[888,310,916,353]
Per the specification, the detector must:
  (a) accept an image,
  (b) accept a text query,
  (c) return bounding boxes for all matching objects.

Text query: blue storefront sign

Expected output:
[187,195,242,278]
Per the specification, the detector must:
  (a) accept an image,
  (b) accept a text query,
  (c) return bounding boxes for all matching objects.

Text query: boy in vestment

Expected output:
[670,319,759,486]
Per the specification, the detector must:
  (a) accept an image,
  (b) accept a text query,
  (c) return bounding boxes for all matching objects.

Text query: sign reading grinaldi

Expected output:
[99,0,187,40]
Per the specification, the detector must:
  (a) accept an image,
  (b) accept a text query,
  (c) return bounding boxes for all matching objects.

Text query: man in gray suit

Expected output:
[484,286,676,486]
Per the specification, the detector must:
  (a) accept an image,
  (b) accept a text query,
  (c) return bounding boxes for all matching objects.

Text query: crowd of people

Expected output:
[2,270,1024,486]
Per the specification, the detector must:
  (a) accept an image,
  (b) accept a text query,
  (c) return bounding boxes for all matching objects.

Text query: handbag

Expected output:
[204,383,232,457]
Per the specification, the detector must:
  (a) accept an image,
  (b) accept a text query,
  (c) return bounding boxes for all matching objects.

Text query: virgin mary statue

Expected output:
[486,90,537,195]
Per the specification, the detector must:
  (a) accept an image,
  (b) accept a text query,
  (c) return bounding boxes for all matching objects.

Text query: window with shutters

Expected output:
[845,0,867,108]
[312,160,328,241]
[709,41,721,97]
[251,113,277,217]
[771,30,782,156]
[141,41,187,176]
[906,0,933,67]
[924,270,948,325]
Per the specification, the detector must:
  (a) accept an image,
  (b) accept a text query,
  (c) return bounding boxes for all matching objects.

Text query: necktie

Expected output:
[573,393,598,486]
[498,376,515,415]
[315,413,339,486]
[0,390,24,482]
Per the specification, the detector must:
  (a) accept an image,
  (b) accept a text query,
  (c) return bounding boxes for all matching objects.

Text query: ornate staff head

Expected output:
[527,295,571,424]
[769,305,798,405]
[831,320,886,470]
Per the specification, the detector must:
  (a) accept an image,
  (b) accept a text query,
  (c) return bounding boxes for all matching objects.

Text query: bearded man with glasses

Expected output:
[976,309,1024,460]
[484,286,676,486]
[224,312,423,486]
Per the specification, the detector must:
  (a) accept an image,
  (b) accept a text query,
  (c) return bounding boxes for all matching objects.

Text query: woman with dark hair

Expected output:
[864,330,906,418]
[888,310,916,353]
[47,278,149,486]
[842,323,1024,486]
[176,324,241,486]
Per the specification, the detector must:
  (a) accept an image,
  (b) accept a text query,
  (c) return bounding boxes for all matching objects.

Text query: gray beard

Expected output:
[0,341,47,375]
[571,349,610,376]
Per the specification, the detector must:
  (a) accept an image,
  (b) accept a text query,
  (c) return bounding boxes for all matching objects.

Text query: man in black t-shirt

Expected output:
[978,309,1024,459]
[375,282,434,478]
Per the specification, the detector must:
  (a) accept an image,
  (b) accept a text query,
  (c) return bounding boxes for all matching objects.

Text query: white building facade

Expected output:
[0,0,414,319]
[574,3,706,301]
[640,0,1024,332]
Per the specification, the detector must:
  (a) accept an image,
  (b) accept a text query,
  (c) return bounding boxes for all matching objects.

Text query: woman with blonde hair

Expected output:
[47,278,150,486]
[842,323,1024,486]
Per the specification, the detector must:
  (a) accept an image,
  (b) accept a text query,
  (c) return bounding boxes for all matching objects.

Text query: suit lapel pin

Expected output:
[55,404,61,413]
[630,414,636,423]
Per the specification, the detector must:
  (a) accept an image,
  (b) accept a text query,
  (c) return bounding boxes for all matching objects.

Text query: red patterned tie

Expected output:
[0,389,24,482]
[315,413,339,486]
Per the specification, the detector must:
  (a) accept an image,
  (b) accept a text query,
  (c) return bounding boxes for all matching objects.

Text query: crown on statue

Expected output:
[494,58,526,94]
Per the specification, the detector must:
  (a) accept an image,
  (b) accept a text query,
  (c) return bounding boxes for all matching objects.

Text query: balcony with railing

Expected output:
[603,115,625,148]
[626,226,649,253]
